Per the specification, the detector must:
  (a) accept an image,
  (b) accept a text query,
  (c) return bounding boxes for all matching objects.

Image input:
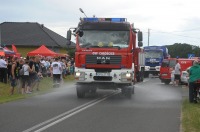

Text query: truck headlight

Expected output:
[145,66,150,70]
[75,72,81,77]
[126,73,131,78]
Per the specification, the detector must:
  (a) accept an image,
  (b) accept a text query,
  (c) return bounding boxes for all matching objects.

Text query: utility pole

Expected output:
[148,28,150,46]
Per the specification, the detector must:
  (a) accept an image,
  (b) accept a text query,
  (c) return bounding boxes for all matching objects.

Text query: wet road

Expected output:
[0,78,182,132]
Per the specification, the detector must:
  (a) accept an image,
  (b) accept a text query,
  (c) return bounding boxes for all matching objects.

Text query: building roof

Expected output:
[0,22,75,48]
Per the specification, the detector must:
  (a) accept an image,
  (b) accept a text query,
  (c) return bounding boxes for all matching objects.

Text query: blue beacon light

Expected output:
[83,18,126,22]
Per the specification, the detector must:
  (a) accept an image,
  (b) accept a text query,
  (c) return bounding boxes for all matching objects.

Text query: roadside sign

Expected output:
[188,54,195,59]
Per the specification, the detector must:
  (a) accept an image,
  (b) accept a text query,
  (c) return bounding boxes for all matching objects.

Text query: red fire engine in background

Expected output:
[159,58,195,84]
[67,17,144,98]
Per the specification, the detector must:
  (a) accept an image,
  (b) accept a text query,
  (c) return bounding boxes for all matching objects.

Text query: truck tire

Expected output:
[132,86,135,94]
[126,87,132,98]
[122,86,132,98]
[164,80,170,85]
[136,75,140,82]
[76,85,85,98]
[144,72,149,78]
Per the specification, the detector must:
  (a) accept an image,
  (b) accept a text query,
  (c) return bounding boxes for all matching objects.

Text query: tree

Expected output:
[166,43,200,58]
[67,48,75,58]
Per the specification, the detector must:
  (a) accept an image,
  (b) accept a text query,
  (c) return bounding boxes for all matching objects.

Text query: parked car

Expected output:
[181,67,190,85]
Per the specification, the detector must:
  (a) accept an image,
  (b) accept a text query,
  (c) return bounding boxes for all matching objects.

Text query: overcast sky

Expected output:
[1,0,200,47]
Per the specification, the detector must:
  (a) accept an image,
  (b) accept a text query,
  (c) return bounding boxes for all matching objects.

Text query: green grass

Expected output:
[0,75,74,103]
[182,99,200,132]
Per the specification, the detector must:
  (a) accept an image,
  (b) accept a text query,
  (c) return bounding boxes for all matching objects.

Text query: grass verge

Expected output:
[0,75,74,104]
[182,99,200,132]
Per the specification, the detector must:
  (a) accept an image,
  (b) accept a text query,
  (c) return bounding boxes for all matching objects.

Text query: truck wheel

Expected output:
[122,86,132,98]
[126,87,132,98]
[164,81,170,85]
[144,73,149,78]
[76,85,85,98]
[136,76,140,82]
[132,86,135,94]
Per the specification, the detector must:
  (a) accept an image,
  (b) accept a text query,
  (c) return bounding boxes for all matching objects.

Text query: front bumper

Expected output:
[74,67,133,85]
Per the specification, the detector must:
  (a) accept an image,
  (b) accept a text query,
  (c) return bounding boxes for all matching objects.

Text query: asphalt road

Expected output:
[0,78,182,132]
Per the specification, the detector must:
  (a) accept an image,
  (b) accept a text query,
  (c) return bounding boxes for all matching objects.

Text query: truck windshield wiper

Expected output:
[104,46,121,50]
[112,46,121,50]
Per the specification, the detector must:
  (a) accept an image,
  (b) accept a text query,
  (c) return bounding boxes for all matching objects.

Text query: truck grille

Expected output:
[93,76,112,81]
[86,55,121,64]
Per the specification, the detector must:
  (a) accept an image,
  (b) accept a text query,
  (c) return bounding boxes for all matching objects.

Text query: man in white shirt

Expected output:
[0,56,8,83]
[50,58,62,88]
[174,60,181,86]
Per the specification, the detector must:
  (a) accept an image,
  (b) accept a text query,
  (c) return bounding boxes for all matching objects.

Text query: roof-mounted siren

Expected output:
[66,30,72,45]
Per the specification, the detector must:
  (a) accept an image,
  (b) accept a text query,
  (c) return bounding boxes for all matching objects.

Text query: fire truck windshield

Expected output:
[78,30,129,48]
[161,59,176,67]
[144,50,163,58]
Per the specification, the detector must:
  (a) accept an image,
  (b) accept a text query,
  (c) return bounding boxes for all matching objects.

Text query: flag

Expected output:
[12,44,18,52]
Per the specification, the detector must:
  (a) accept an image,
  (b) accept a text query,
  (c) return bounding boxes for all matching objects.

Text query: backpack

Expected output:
[19,67,24,76]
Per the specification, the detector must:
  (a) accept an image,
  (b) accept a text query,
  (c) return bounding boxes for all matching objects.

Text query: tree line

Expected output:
[166,43,200,58]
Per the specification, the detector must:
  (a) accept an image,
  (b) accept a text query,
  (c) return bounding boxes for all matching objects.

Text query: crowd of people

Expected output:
[0,55,74,95]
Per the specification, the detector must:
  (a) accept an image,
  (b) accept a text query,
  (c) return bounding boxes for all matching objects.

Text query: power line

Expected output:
[170,27,200,33]
[151,30,200,40]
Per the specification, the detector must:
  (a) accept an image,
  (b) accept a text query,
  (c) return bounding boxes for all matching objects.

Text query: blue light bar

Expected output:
[111,18,126,22]
[83,18,126,22]
[83,18,98,22]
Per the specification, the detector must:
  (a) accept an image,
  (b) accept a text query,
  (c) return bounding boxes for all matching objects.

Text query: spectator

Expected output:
[7,59,12,82]
[61,59,67,78]
[188,60,200,103]
[31,57,41,91]
[21,60,31,94]
[70,58,74,66]
[9,57,18,95]
[50,58,62,88]
[0,56,8,83]
[29,57,37,91]
[17,58,25,93]
[174,60,181,86]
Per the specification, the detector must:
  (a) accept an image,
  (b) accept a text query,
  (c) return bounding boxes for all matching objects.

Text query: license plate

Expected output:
[96,72,110,76]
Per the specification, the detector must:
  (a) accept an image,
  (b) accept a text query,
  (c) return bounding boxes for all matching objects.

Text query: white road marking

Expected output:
[23,91,120,132]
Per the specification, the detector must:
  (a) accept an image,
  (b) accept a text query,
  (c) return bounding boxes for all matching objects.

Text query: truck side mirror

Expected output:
[138,41,143,47]
[79,30,84,37]
[137,31,143,42]
[66,40,71,45]
[67,30,72,41]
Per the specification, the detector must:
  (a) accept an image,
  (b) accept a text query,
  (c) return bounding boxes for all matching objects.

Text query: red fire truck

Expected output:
[159,58,195,84]
[67,17,144,98]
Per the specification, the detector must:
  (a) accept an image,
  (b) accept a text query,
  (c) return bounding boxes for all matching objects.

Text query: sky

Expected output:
[1,0,200,47]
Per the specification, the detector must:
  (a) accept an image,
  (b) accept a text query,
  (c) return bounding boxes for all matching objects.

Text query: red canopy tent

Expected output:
[27,45,58,57]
